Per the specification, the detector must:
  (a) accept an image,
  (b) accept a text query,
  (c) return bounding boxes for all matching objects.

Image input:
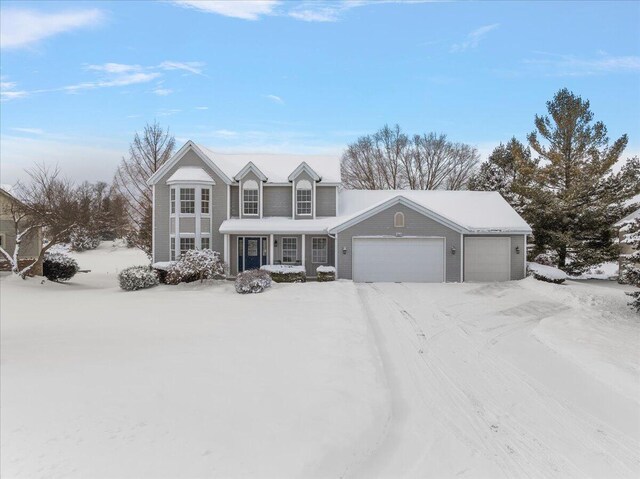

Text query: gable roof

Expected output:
[148,141,341,185]
[330,190,532,234]
[233,161,268,181]
[166,167,216,185]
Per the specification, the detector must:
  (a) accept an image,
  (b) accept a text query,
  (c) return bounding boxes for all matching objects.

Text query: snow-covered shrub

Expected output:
[527,262,567,284]
[69,228,101,252]
[260,264,306,283]
[618,218,640,312]
[43,252,79,282]
[151,261,174,284]
[118,266,159,291]
[533,253,555,267]
[235,269,272,294]
[316,265,336,282]
[165,249,226,285]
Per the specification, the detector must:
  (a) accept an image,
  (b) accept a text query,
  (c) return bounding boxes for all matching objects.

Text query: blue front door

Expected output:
[244,237,261,270]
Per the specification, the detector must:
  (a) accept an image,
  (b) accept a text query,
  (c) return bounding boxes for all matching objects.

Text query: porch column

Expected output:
[223,234,229,265]
[301,234,305,268]
[269,234,274,265]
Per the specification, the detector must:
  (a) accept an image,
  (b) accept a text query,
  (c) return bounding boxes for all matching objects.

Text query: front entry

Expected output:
[239,237,264,271]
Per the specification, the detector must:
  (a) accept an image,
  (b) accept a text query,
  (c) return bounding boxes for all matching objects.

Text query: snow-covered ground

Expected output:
[1,242,387,478]
[1,242,639,478]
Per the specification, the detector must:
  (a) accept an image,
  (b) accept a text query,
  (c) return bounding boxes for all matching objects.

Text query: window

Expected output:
[394,212,405,228]
[201,237,210,250]
[170,237,175,261]
[296,179,312,215]
[243,180,259,215]
[180,188,195,214]
[262,238,267,258]
[312,237,327,263]
[282,237,297,263]
[180,237,195,256]
[170,188,175,214]
[201,188,210,214]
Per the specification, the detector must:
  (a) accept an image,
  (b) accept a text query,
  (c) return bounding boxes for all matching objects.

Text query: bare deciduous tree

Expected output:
[341,125,479,190]
[0,165,78,278]
[113,121,175,256]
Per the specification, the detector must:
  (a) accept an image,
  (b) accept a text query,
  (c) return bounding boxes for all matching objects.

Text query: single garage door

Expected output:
[464,237,511,282]
[353,237,445,282]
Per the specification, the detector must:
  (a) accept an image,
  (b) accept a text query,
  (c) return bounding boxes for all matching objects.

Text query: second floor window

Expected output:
[296,179,312,215]
[201,188,210,214]
[243,180,259,215]
[180,188,195,214]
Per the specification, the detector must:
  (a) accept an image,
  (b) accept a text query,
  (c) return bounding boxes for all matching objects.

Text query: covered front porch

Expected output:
[225,233,336,278]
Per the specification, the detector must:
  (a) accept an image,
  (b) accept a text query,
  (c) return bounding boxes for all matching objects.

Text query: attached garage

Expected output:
[464,237,511,282]
[353,237,445,282]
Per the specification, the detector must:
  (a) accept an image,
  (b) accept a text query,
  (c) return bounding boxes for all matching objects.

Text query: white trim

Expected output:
[523,234,527,278]
[224,234,229,264]
[269,234,274,265]
[313,181,316,219]
[281,236,298,264]
[147,141,232,185]
[287,162,320,182]
[460,233,464,282]
[195,188,202,248]
[226,185,230,220]
[335,186,339,216]
[259,180,263,219]
[311,236,328,264]
[351,235,447,283]
[291,181,295,219]
[394,211,405,228]
[295,188,312,217]
[334,233,338,279]
[301,234,306,268]
[241,180,259,217]
[152,184,156,262]
[233,161,267,182]
[329,196,467,234]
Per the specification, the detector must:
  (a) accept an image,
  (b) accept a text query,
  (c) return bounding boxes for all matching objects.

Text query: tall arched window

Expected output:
[243,180,259,215]
[296,179,312,215]
[394,212,405,228]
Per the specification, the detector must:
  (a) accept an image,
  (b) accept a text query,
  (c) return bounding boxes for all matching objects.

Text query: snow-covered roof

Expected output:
[166,167,215,185]
[220,217,335,234]
[615,207,640,227]
[195,144,341,184]
[333,190,532,233]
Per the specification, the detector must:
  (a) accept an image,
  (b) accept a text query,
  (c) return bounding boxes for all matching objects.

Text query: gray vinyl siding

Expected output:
[264,186,292,217]
[230,185,239,217]
[293,171,315,220]
[316,186,337,217]
[239,171,261,219]
[305,235,335,277]
[336,203,462,282]
[153,149,227,262]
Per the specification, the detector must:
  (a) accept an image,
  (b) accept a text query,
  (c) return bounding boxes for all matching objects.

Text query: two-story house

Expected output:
[148,141,532,282]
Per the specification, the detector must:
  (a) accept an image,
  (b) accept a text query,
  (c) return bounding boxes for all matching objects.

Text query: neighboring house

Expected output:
[148,141,532,282]
[0,186,43,274]
[614,206,640,270]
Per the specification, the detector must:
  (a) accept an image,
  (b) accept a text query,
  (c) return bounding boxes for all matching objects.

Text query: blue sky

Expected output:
[1,0,639,183]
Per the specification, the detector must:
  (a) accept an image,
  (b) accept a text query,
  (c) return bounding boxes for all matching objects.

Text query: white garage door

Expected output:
[464,237,511,282]
[353,237,445,283]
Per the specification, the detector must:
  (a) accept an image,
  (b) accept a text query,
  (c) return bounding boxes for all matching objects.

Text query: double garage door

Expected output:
[353,237,445,283]
[352,236,512,282]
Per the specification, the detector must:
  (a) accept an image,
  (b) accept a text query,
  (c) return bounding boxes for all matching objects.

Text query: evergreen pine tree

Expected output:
[619,218,640,313]
[526,88,636,273]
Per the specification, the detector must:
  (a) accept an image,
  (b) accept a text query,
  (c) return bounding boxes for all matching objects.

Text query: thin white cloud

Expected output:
[265,94,284,104]
[153,87,173,96]
[0,8,104,50]
[64,72,161,92]
[172,0,279,20]
[195,106,209,110]
[213,129,239,138]
[0,76,29,102]
[86,63,142,74]
[159,61,205,75]
[523,52,640,76]
[451,23,499,53]
[11,127,45,135]
[157,108,181,116]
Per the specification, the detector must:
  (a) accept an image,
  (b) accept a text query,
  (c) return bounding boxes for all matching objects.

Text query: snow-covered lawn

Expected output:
[1,243,387,478]
[2,242,639,478]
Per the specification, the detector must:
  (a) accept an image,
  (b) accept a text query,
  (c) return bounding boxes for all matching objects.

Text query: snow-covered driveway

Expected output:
[354,280,640,478]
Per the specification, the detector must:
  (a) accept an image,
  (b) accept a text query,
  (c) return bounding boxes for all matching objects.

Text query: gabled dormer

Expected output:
[288,162,320,220]
[235,162,267,219]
